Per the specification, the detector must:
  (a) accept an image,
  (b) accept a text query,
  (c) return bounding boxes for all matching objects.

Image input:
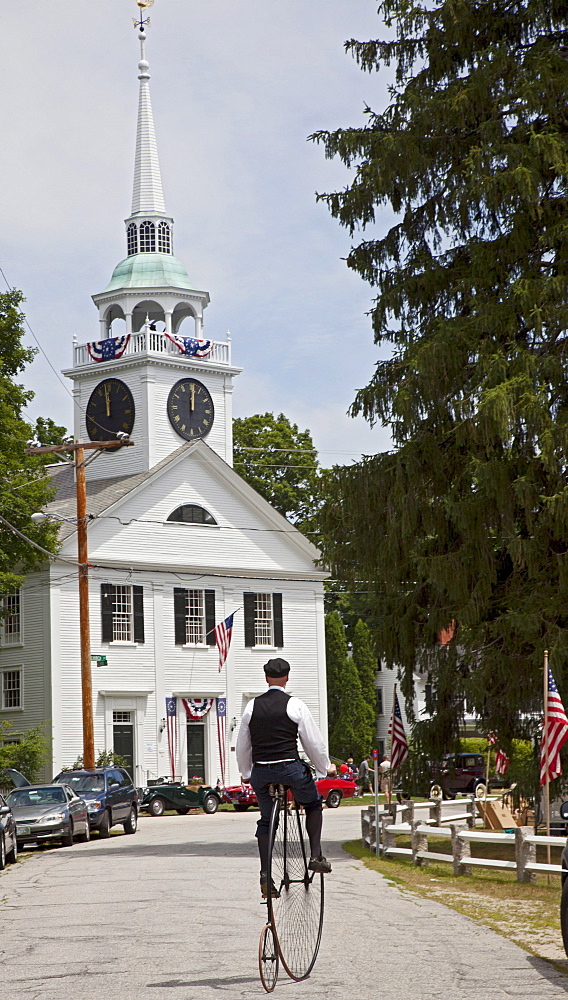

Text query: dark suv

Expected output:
[429,753,486,800]
[53,767,138,837]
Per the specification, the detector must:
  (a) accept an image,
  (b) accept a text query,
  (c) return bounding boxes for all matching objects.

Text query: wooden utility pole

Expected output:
[26,439,134,768]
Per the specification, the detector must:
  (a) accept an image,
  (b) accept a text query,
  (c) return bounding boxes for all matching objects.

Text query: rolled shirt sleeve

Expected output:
[287,697,331,778]
[235,699,254,780]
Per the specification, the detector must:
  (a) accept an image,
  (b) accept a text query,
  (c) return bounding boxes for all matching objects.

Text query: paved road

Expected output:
[1,806,567,999]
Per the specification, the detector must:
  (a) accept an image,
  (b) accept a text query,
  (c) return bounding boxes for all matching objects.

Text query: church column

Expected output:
[125,311,133,336]
[165,310,173,336]
[195,311,203,339]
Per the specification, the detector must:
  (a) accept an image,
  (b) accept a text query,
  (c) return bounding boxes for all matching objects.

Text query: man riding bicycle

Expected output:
[236,657,337,897]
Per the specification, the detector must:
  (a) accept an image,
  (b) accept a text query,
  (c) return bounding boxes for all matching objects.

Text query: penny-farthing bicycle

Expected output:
[258,784,325,992]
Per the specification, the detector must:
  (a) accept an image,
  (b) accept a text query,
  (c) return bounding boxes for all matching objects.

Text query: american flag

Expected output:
[487,732,498,746]
[216,697,227,786]
[165,697,178,779]
[388,692,409,770]
[214,614,234,672]
[495,749,510,775]
[540,667,568,785]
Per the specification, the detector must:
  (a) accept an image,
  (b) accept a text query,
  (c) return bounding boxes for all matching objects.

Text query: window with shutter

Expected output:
[243,593,284,648]
[100,584,144,643]
[173,588,215,645]
[243,592,255,647]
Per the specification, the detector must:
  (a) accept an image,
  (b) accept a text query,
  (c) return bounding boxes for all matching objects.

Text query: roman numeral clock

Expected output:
[167,377,215,441]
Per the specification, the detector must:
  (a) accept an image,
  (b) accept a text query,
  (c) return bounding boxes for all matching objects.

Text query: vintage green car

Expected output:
[139,781,221,816]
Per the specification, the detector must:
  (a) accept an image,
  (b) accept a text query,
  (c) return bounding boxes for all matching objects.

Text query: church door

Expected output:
[186,723,205,783]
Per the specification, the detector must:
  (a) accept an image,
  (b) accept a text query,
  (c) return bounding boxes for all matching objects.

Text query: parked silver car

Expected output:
[0,793,18,868]
[7,784,90,849]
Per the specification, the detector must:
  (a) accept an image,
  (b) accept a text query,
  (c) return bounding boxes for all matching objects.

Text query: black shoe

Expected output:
[260,873,280,898]
[308,855,332,874]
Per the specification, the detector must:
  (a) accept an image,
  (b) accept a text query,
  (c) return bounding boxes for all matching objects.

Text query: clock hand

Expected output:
[104,385,111,417]
[190,383,195,412]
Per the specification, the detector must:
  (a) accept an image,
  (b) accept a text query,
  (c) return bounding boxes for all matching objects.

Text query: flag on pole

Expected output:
[388,692,409,770]
[166,697,178,780]
[495,749,510,775]
[540,667,568,785]
[216,697,227,786]
[487,732,498,746]
[213,614,234,672]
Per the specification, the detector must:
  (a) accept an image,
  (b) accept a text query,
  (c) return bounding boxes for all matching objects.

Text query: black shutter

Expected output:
[273,593,283,648]
[101,584,114,643]
[243,592,256,647]
[205,590,216,645]
[133,586,145,643]
[174,588,187,645]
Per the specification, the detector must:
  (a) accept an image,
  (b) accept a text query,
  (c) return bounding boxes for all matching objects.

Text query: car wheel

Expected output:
[561,877,568,956]
[326,789,342,809]
[6,833,18,864]
[98,810,111,838]
[176,808,190,815]
[149,797,165,817]
[123,806,138,834]
[429,783,444,801]
[0,833,6,871]
[202,793,219,814]
[233,804,249,812]
[77,819,91,844]
[61,822,74,847]
[475,782,488,800]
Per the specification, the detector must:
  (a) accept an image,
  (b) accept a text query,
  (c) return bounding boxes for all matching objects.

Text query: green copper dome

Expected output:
[104,253,194,292]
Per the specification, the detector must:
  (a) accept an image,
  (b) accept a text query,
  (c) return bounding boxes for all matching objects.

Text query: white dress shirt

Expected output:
[235,687,331,780]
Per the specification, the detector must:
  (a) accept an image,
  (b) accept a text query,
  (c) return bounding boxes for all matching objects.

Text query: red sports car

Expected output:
[222,774,356,811]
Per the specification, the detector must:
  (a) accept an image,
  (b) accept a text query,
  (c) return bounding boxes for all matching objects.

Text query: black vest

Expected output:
[249,690,300,763]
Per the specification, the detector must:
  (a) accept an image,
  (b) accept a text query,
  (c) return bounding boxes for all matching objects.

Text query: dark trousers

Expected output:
[250,760,323,872]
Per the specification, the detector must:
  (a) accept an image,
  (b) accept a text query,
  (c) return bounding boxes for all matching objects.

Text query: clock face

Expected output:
[86,378,135,442]
[167,378,214,441]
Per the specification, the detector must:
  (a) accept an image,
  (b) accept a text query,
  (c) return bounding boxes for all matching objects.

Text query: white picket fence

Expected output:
[361,799,567,881]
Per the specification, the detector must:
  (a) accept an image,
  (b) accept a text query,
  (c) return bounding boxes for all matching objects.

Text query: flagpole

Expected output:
[544,649,551,876]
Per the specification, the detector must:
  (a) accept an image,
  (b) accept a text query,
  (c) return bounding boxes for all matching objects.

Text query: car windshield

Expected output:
[58,774,105,792]
[8,787,66,806]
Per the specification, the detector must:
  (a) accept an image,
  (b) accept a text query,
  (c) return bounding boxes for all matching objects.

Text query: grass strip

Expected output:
[343,837,568,970]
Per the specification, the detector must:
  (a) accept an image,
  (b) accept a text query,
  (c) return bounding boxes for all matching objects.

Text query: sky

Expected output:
[2,1,396,467]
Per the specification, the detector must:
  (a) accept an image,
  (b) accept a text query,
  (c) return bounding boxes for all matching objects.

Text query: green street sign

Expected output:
[91,654,108,666]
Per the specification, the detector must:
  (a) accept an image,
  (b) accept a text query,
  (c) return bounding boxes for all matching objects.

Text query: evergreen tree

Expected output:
[311,3,568,750]
[325,610,348,733]
[0,289,59,591]
[330,655,375,763]
[352,618,378,714]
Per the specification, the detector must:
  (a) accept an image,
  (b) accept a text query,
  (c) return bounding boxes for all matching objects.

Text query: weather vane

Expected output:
[133,0,154,32]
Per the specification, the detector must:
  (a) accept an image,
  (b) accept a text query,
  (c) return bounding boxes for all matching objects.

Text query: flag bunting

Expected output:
[165,331,212,357]
[216,696,227,787]
[87,334,130,362]
[181,697,213,721]
[165,696,178,780]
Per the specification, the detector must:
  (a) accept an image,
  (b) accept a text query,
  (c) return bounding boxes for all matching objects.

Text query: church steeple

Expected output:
[131,29,166,217]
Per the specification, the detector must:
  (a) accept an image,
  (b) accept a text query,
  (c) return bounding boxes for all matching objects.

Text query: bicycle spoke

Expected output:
[268,797,324,981]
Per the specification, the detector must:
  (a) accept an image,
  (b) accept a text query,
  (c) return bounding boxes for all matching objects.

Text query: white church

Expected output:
[0,25,328,787]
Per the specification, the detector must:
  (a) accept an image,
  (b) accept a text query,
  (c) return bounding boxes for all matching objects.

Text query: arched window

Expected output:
[139,221,156,252]
[167,504,217,525]
[157,221,171,254]
[127,223,138,256]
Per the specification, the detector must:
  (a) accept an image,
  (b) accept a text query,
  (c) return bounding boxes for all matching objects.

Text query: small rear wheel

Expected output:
[123,806,138,833]
[259,923,279,993]
[326,789,342,809]
[148,797,165,817]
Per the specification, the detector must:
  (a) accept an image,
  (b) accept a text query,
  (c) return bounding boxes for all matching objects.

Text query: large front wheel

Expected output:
[268,795,324,981]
